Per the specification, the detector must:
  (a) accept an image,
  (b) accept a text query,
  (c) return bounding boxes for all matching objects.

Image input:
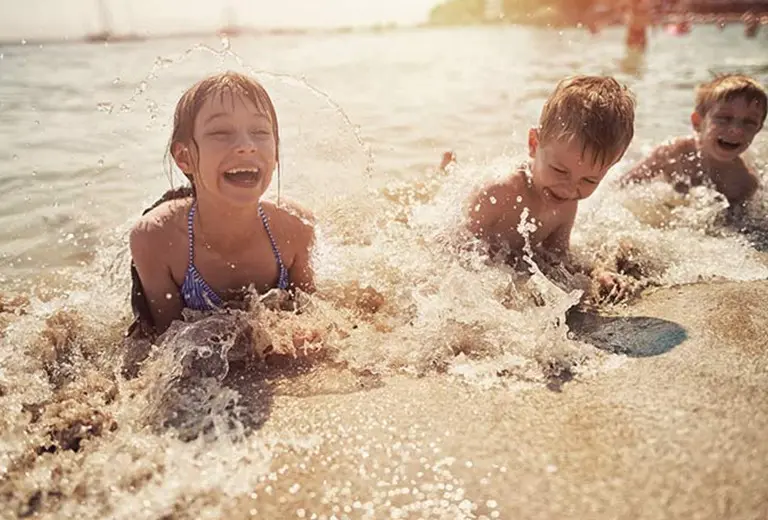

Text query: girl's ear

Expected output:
[171,142,192,173]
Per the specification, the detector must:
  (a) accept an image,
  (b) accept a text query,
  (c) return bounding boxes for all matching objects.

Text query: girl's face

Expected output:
[175,91,277,206]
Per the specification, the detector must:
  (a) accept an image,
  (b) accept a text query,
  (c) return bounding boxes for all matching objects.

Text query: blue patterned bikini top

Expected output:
[180,201,289,311]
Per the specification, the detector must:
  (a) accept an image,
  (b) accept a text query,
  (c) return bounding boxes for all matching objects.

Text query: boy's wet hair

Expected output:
[695,74,767,126]
[538,76,636,167]
[166,71,280,189]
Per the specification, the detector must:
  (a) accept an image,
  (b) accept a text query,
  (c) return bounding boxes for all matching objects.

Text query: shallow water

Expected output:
[1,24,767,519]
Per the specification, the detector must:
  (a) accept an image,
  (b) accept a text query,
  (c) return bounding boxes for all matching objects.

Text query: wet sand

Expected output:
[228,280,768,520]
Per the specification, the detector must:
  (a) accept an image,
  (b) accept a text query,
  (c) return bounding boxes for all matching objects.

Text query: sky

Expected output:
[0,0,443,40]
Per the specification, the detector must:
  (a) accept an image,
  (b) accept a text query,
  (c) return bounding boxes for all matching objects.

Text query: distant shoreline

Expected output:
[1,13,765,49]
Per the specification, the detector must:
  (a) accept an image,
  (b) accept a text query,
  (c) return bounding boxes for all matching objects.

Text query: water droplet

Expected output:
[34,120,40,125]
[12,154,18,160]
[112,77,121,85]
[32,170,37,176]
[0,53,4,60]
[489,196,497,205]
[165,293,173,300]
[20,39,27,45]
[516,195,522,203]
[97,102,113,113]
[97,159,104,168]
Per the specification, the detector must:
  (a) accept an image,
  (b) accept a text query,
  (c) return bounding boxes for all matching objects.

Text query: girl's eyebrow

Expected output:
[203,112,229,125]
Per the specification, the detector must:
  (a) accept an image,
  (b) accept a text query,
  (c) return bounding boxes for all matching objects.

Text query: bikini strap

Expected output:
[187,201,197,265]
[258,203,289,289]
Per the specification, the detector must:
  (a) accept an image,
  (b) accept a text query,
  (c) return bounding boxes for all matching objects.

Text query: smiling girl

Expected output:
[129,71,315,336]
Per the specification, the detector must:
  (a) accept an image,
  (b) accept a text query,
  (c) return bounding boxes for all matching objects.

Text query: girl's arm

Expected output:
[129,220,184,333]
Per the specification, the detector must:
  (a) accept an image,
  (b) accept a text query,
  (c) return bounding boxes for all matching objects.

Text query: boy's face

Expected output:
[527,128,620,206]
[692,97,764,162]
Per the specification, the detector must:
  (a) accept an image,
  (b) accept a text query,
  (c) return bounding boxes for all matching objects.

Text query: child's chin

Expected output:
[714,146,743,159]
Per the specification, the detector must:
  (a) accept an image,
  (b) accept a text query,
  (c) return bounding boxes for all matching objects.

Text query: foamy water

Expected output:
[1,24,767,518]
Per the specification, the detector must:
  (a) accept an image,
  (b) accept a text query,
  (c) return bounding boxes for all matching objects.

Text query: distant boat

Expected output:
[216,2,249,38]
[84,0,145,43]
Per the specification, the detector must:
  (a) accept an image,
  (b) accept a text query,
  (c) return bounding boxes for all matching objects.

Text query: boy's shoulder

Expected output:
[470,165,530,206]
[654,135,697,157]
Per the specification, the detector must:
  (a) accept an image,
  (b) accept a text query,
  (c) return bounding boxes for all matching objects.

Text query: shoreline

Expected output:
[2,13,766,49]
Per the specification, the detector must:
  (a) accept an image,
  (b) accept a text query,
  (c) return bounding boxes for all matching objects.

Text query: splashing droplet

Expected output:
[97,159,104,168]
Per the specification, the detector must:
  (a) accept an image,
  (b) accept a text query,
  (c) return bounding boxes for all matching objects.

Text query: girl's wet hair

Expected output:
[165,71,281,196]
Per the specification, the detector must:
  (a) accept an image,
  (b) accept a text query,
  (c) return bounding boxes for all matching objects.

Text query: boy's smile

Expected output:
[694,97,764,162]
[528,129,617,206]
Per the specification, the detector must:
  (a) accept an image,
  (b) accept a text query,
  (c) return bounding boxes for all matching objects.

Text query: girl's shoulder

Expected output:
[264,198,314,223]
[261,199,315,243]
[130,192,193,252]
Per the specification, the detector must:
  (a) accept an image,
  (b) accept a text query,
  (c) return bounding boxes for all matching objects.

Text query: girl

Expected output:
[128,71,315,337]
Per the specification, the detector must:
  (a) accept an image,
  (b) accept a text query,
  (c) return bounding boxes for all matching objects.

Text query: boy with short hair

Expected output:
[461,75,636,268]
[621,74,766,208]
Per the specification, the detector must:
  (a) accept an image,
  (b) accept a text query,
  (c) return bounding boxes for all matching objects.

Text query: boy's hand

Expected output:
[439,151,457,172]
[593,270,635,305]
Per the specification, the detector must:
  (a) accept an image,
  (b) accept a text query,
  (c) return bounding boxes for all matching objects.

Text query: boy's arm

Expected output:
[736,157,760,204]
[621,139,686,185]
[540,206,577,261]
[466,181,520,250]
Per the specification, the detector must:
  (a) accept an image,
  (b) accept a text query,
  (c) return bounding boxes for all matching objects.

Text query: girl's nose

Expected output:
[234,132,257,153]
